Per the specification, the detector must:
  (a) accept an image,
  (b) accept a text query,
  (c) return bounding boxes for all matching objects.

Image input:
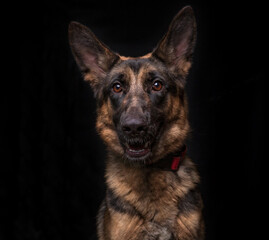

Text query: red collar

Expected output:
[147,145,187,172]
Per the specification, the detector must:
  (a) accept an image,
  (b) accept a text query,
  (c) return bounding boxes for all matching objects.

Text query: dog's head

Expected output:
[69,6,196,165]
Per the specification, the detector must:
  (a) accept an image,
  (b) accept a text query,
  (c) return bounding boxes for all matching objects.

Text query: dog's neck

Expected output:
[105,149,200,205]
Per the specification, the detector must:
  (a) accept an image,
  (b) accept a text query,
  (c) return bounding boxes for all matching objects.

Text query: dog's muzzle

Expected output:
[120,110,152,159]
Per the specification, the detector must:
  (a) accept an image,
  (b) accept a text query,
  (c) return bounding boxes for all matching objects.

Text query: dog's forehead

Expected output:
[109,57,161,84]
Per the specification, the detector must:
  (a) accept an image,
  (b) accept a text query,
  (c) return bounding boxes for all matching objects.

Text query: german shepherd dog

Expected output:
[69,6,204,240]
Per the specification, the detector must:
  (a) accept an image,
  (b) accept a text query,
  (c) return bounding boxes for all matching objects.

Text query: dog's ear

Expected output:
[152,6,196,76]
[68,22,119,90]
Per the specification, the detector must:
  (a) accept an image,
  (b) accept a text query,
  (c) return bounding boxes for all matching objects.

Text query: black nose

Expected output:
[122,117,147,136]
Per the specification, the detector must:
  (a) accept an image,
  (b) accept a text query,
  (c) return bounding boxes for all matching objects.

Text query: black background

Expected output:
[2,0,265,239]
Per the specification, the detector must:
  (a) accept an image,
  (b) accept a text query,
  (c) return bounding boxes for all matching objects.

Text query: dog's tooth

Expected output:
[128,148,145,153]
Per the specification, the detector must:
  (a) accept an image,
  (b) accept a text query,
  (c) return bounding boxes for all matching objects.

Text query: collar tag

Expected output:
[171,156,181,171]
[170,145,187,171]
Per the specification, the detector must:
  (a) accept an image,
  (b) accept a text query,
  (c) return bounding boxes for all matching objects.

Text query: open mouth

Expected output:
[125,142,151,159]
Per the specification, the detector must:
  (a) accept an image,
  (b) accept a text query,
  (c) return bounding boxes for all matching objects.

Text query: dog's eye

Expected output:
[152,80,163,91]
[112,82,123,93]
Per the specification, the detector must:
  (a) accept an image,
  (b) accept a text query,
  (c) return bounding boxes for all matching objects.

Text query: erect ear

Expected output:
[68,21,119,90]
[152,6,197,76]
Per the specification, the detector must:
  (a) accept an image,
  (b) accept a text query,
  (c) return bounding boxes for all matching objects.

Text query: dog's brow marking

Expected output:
[128,67,137,89]
[137,62,156,84]
[128,64,145,91]
[128,68,141,107]
[126,63,150,109]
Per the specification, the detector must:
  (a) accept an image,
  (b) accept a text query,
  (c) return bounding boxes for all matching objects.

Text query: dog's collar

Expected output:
[147,145,187,172]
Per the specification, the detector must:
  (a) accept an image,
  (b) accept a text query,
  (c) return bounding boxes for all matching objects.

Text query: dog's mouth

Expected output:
[117,121,160,162]
[122,140,152,160]
[126,142,150,158]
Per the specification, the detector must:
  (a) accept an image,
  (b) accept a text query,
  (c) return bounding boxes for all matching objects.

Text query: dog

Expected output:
[69,6,204,240]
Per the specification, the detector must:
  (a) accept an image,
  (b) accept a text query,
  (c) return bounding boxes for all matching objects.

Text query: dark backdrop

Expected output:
[2,0,265,239]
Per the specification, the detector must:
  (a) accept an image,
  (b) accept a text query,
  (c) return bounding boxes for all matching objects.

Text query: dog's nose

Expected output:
[122,117,147,136]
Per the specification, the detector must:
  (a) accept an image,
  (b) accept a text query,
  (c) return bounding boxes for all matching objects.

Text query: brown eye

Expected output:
[112,83,122,93]
[152,80,163,91]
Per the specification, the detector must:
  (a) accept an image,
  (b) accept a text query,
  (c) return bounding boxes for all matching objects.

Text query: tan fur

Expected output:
[99,156,202,239]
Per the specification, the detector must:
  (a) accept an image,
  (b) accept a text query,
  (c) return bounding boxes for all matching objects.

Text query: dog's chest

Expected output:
[106,160,191,223]
[132,171,181,223]
[103,157,201,239]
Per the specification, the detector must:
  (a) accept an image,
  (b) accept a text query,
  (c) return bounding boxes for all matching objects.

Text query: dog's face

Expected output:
[69,6,196,165]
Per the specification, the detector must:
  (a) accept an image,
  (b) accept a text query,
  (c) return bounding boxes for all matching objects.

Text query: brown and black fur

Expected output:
[69,6,204,240]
